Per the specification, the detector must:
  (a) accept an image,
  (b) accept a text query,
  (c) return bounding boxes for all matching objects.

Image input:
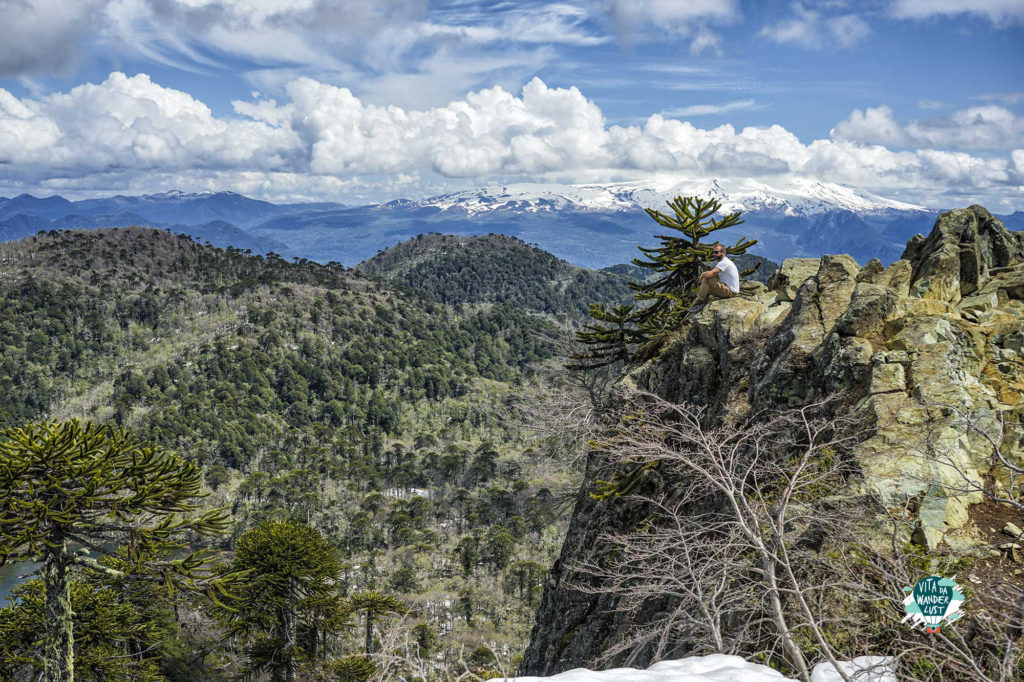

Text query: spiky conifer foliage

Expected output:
[345,591,408,654]
[228,520,345,682]
[571,196,758,369]
[0,420,235,682]
[0,577,163,681]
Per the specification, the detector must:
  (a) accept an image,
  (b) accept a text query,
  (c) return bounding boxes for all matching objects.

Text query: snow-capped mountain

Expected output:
[0,177,978,268]
[324,176,935,267]
[413,177,926,218]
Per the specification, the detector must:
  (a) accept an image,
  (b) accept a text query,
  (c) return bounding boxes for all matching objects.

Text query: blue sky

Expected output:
[0,0,1022,210]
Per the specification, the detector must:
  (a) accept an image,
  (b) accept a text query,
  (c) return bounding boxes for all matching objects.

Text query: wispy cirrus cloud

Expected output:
[975,91,1024,106]
[760,3,871,50]
[597,0,741,54]
[0,0,109,76]
[661,99,761,117]
[0,1,609,108]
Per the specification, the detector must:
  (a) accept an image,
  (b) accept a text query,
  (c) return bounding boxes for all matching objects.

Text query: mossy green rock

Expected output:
[522,207,1024,675]
[768,257,820,302]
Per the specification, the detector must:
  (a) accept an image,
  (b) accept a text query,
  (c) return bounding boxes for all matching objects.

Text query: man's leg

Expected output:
[694,277,711,303]
[707,277,735,299]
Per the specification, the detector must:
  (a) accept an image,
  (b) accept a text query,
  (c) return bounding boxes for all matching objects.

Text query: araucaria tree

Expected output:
[572,196,757,369]
[228,520,345,681]
[346,590,408,655]
[0,420,233,682]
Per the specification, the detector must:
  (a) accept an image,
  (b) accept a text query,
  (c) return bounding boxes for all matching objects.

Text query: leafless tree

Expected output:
[568,391,1023,682]
[514,340,627,468]
[567,391,876,682]
[368,617,517,681]
[903,405,1023,516]
[829,492,1024,682]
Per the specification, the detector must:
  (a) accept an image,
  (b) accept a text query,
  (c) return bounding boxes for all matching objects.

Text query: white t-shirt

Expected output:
[715,256,740,293]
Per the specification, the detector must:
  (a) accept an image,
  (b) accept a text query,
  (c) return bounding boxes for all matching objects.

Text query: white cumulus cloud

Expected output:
[0,72,1021,210]
[831,104,1024,150]
[0,72,302,174]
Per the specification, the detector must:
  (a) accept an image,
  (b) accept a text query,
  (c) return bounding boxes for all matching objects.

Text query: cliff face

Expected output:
[521,206,1024,675]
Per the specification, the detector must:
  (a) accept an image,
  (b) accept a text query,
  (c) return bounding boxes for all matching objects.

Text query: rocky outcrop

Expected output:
[521,206,1024,675]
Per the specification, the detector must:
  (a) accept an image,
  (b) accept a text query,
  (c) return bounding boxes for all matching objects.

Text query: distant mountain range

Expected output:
[2,179,1020,267]
[0,192,289,255]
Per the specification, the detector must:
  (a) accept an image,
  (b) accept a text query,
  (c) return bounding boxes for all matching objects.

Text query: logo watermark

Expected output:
[902,576,965,633]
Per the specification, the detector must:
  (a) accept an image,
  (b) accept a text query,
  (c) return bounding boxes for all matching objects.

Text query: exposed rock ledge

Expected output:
[521,205,1024,675]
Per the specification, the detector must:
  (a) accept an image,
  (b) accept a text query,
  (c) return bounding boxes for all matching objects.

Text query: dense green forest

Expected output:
[0,228,585,680]
[356,233,635,318]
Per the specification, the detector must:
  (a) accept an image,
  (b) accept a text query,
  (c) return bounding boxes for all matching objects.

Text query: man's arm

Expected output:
[700,266,722,280]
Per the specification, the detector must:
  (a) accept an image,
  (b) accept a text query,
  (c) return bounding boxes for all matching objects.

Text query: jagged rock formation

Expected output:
[521,205,1024,675]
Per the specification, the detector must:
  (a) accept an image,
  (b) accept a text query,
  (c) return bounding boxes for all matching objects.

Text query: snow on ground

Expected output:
[810,657,897,682]
[504,655,896,682]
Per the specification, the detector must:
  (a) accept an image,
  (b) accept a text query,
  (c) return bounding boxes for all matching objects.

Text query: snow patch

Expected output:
[811,657,897,682]
[503,655,896,682]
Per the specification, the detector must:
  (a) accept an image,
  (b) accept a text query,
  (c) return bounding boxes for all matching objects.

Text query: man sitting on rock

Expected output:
[694,243,740,304]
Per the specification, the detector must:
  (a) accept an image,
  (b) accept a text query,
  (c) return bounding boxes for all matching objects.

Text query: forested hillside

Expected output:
[356,233,634,317]
[0,228,582,680]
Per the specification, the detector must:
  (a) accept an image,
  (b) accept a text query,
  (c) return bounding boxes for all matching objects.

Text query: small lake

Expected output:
[0,560,41,602]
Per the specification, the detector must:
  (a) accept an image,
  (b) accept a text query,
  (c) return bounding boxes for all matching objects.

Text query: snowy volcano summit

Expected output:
[412,176,926,219]
[355,176,934,267]
[1,177,951,268]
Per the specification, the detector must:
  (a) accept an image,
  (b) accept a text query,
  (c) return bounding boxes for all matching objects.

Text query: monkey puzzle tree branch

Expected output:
[0,420,237,682]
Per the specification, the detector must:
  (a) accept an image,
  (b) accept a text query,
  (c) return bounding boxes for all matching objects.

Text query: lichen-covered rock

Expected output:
[905,205,1023,301]
[749,254,860,406]
[690,297,765,373]
[768,257,820,302]
[856,258,885,283]
[815,254,862,323]
[522,208,1024,675]
[870,360,906,395]
[629,332,718,407]
[817,334,874,394]
[833,283,900,338]
[882,259,914,297]
[978,265,1024,302]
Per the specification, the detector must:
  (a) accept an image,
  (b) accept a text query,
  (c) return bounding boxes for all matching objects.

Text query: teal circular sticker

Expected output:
[903,576,965,633]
